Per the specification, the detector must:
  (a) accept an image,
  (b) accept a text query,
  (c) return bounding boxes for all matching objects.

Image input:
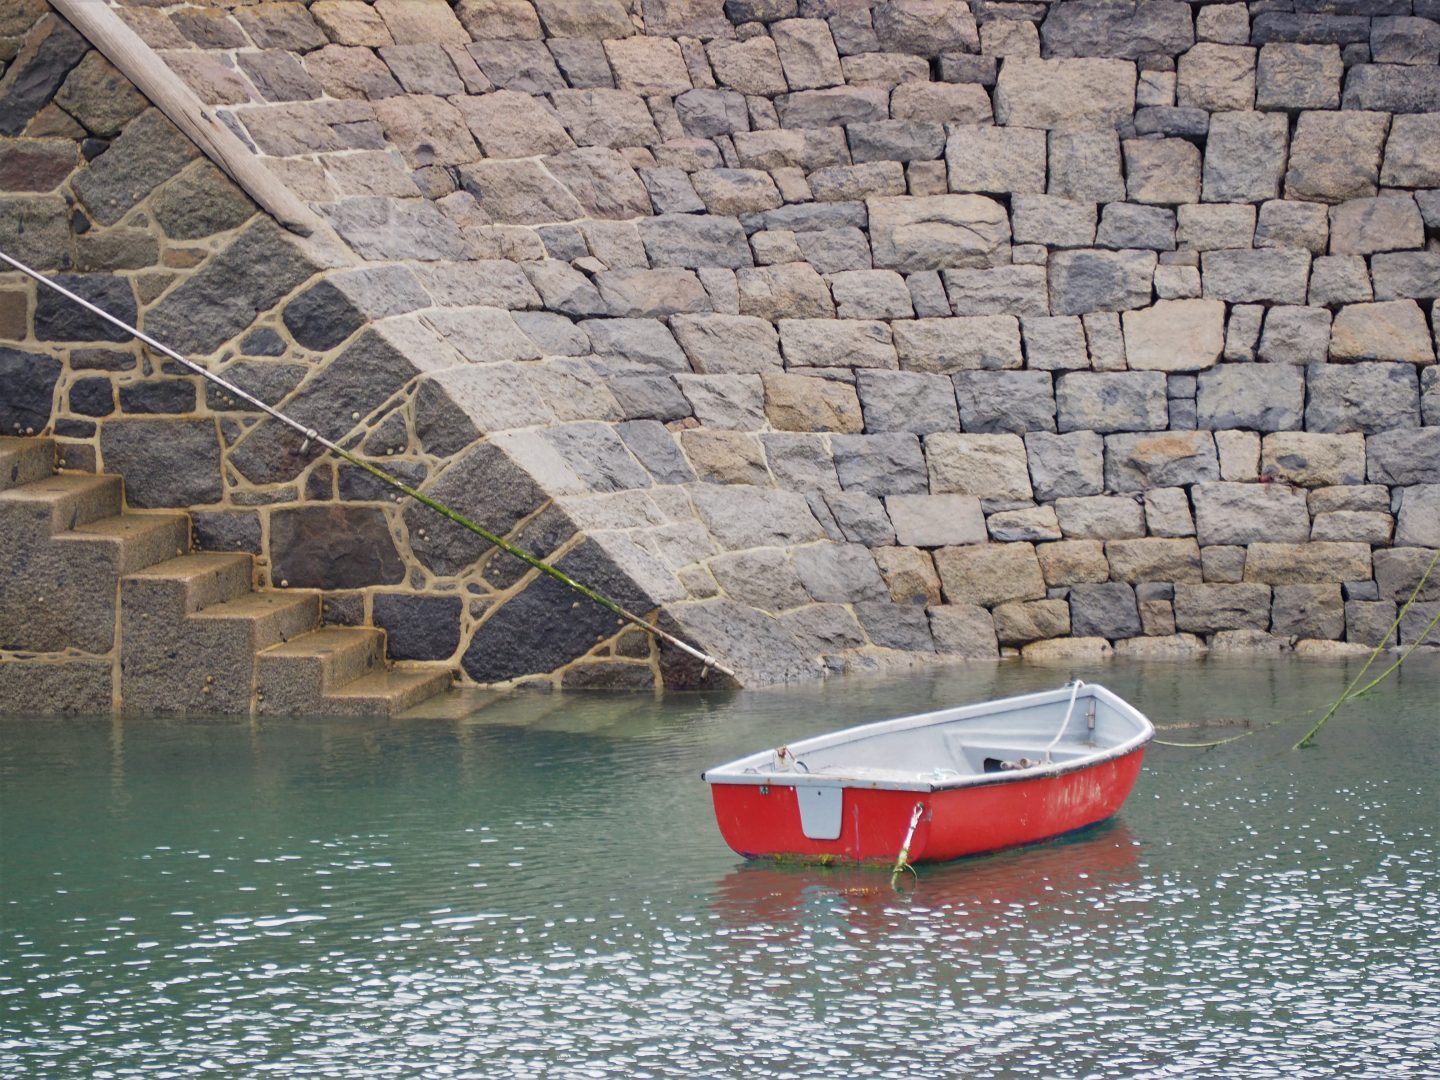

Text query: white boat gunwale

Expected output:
[702,684,1155,794]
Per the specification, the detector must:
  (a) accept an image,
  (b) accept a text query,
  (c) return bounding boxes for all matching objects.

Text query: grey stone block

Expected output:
[793,542,888,603]
[992,599,1071,647]
[1021,316,1090,372]
[1056,372,1169,434]
[1202,110,1289,203]
[1346,600,1398,648]
[1025,431,1105,501]
[868,194,1010,273]
[954,371,1056,435]
[1010,194,1097,249]
[986,506,1062,543]
[825,491,895,547]
[1069,583,1142,640]
[928,603,999,658]
[1366,429,1440,486]
[855,370,959,435]
[1096,204,1176,252]
[638,214,754,270]
[1202,248,1310,306]
[944,124,1046,195]
[1048,249,1157,315]
[855,601,935,651]
[1174,583,1272,633]
[1371,253,1440,303]
[1306,363,1421,434]
[692,484,825,550]
[1257,43,1343,110]
[1193,481,1311,546]
[943,266,1050,317]
[1258,306,1331,365]
[893,317,1024,374]
[832,433,928,496]
[1202,545,1247,584]
[1196,364,1305,432]
[1395,485,1440,548]
[1271,584,1344,640]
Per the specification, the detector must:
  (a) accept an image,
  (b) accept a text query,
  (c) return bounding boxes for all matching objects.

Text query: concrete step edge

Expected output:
[190,591,322,650]
[0,473,123,532]
[0,437,55,492]
[57,512,192,574]
[257,626,385,689]
[123,552,255,614]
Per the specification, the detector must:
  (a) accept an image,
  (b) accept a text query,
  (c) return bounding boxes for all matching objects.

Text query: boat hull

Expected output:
[709,746,1147,865]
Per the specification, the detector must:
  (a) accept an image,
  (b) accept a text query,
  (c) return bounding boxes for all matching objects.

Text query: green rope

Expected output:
[1293,547,1438,751]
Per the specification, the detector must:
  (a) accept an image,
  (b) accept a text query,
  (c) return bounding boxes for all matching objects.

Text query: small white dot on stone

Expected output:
[351,412,360,421]
[280,579,289,587]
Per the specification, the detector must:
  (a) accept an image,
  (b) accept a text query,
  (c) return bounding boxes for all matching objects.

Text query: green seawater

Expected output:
[1,655,1437,1078]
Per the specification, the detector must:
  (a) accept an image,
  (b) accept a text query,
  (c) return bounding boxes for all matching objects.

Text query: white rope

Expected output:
[1043,680,1086,764]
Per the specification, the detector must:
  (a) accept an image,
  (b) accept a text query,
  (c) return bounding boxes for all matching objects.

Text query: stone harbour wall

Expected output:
[1,0,1438,693]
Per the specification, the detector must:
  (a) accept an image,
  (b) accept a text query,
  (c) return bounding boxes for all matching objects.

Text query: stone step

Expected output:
[0,473,123,534]
[0,437,55,492]
[58,512,191,575]
[122,552,255,617]
[255,626,386,714]
[321,666,455,718]
[190,590,322,650]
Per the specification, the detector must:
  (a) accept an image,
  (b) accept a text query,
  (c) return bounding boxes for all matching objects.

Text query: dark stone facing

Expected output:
[373,592,463,661]
[68,376,114,417]
[189,510,262,553]
[462,538,654,682]
[118,380,196,414]
[270,505,406,589]
[0,15,89,138]
[144,219,319,355]
[33,274,134,342]
[282,279,365,352]
[99,418,222,507]
[0,347,62,434]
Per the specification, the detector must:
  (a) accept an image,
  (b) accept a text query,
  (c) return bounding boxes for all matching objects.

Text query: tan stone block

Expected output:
[1259,432,1366,487]
[1329,300,1436,364]
[994,58,1136,131]
[761,373,863,433]
[0,289,28,340]
[1116,634,1207,658]
[605,37,693,96]
[1139,599,1178,637]
[1036,539,1111,586]
[312,0,396,45]
[1105,538,1204,583]
[1122,299,1226,372]
[1243,542,1371,585]
[874,545,942,606]
[934,542,1046,607]
[374,0,469,44]
[993,599,1070,645]
[1021,636,1114,662]
[924,433,1032,502]
[679,430,770,487]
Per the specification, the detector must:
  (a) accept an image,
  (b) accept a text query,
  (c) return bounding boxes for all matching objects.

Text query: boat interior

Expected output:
[715,685,1151,787]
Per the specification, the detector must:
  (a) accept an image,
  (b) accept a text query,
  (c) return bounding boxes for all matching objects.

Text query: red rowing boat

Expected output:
[703,682,1153,865]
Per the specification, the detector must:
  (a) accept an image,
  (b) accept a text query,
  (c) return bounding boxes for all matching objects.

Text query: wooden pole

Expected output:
[51,0,323,238]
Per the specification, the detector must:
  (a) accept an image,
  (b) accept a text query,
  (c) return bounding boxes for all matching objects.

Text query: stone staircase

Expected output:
[0,436,453,716]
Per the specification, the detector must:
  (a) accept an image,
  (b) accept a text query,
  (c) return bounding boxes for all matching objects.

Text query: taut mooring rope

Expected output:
[0,249,737,681]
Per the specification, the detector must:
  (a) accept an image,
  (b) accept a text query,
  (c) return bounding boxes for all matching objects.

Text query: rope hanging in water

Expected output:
[1153,550,1439,751]
[0,249,737,681]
